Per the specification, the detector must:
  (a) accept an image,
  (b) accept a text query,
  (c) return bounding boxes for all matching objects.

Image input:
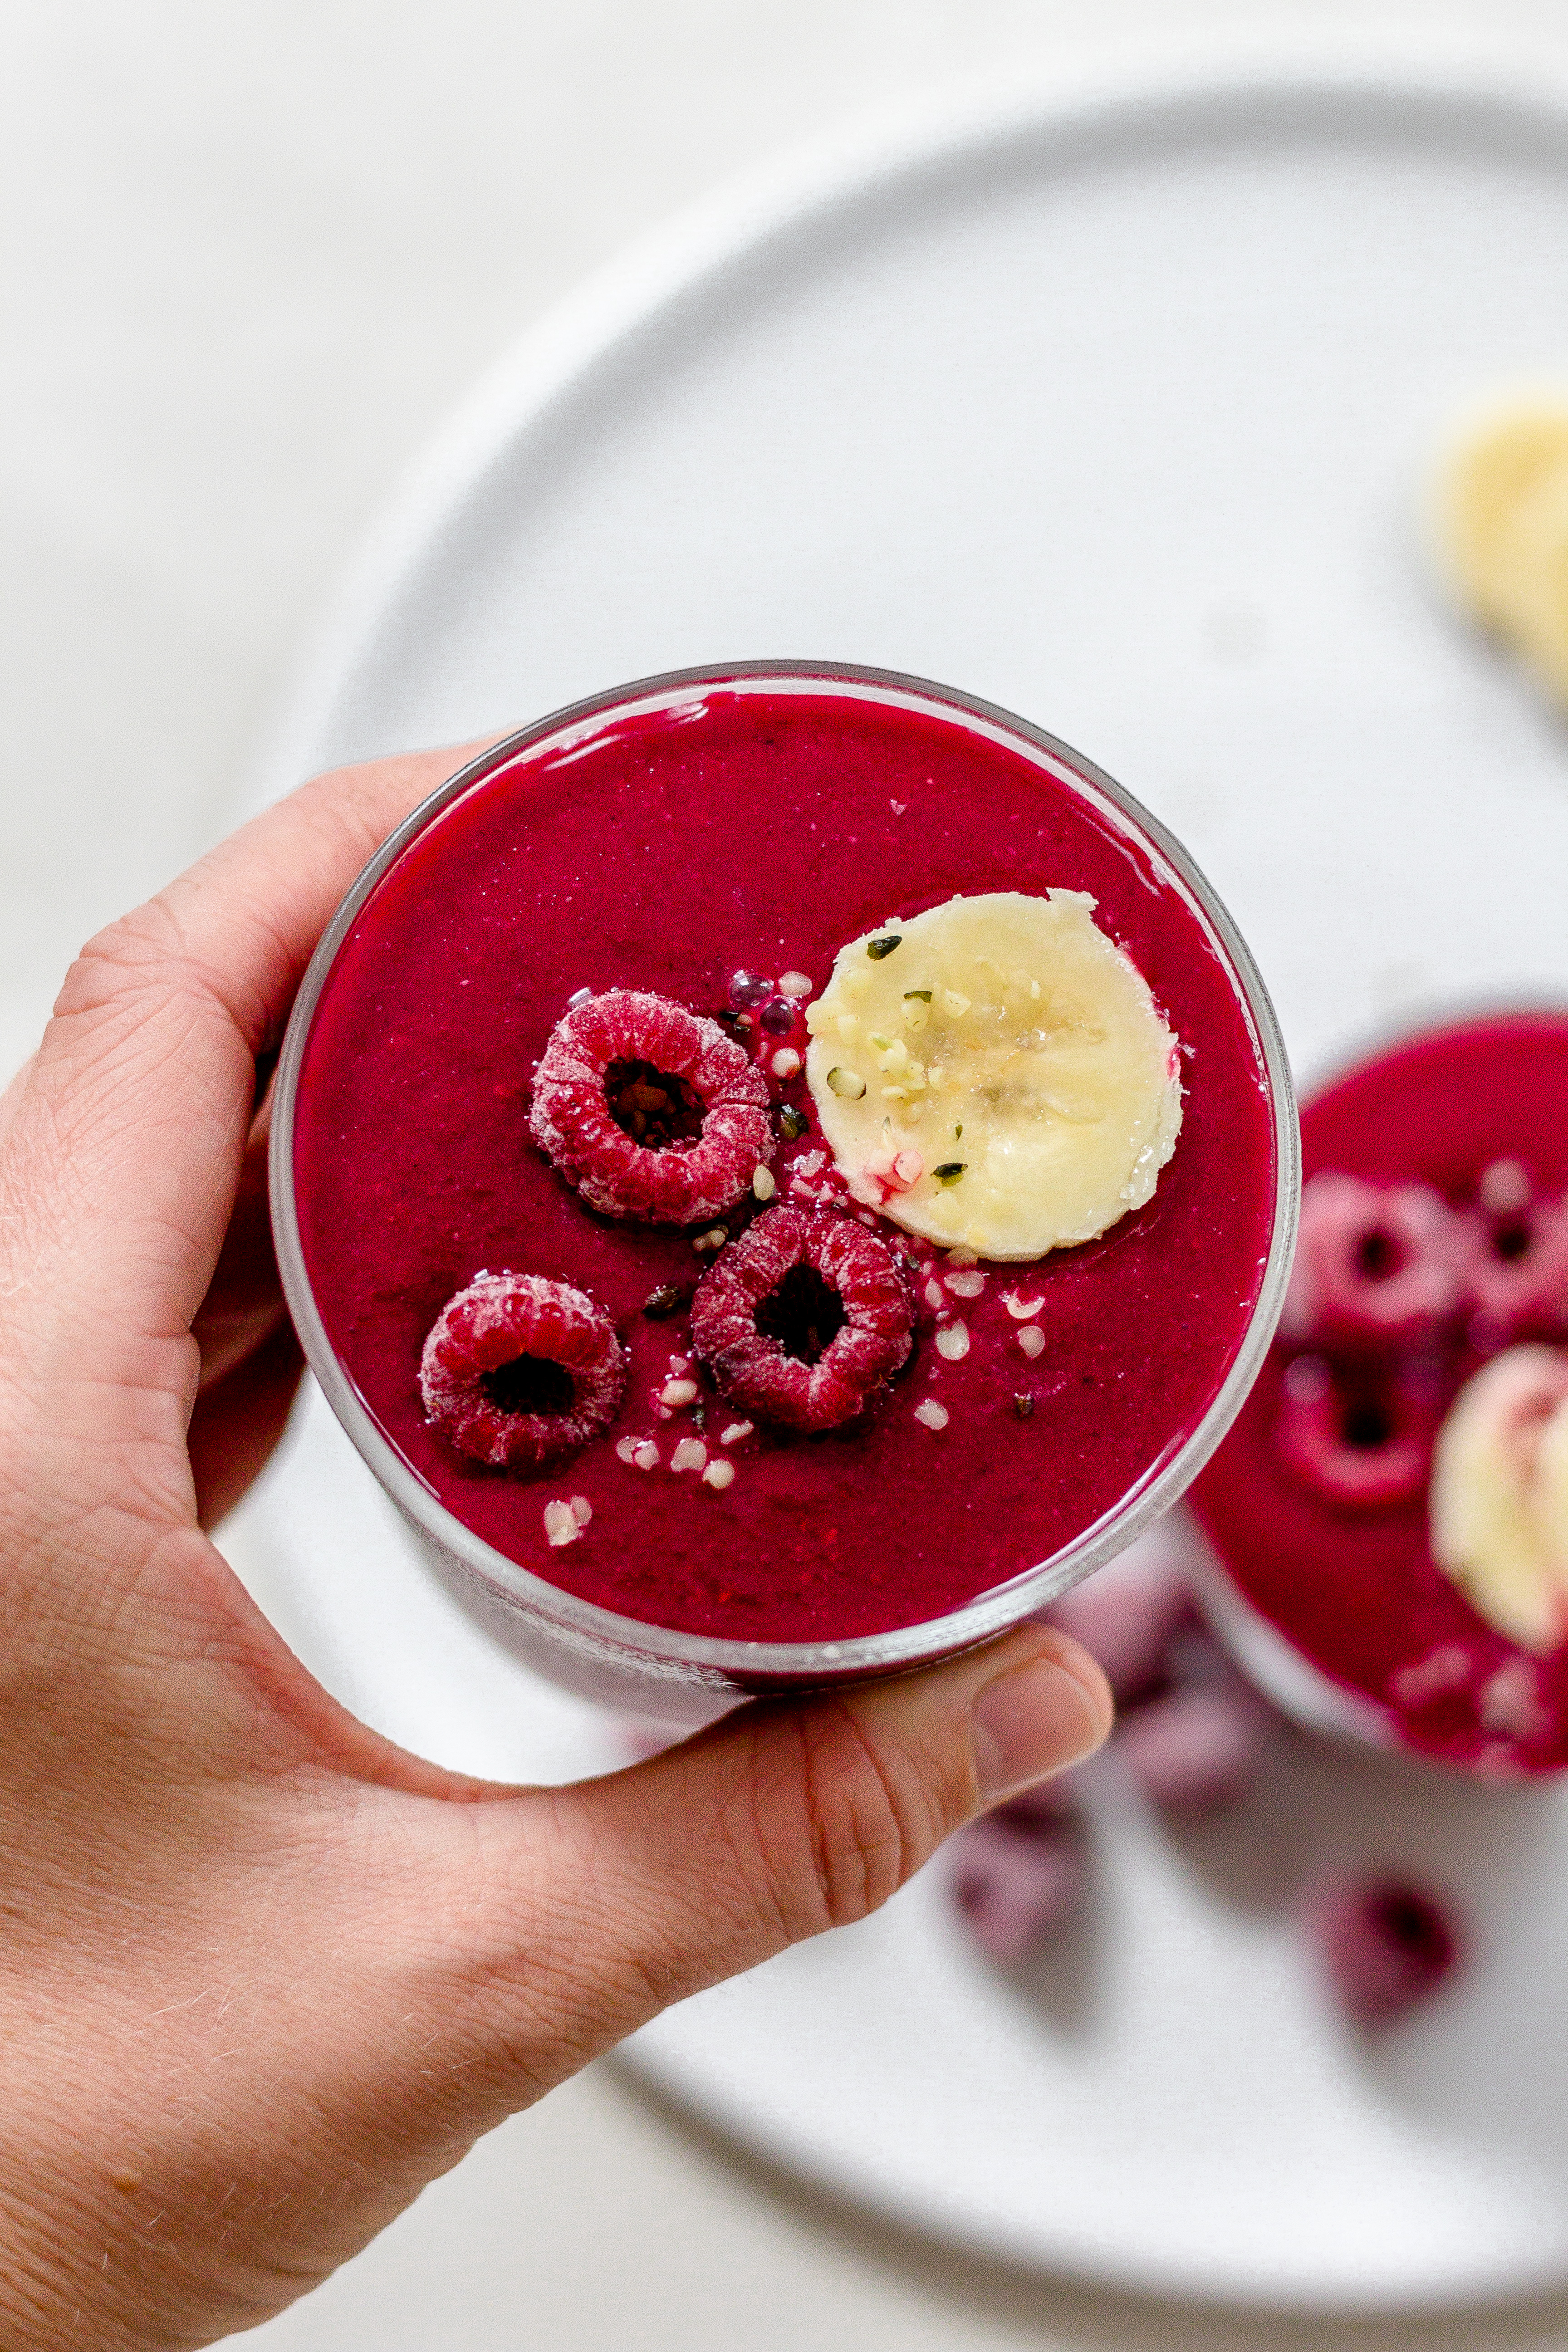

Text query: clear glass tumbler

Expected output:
[270,662,1299,1720]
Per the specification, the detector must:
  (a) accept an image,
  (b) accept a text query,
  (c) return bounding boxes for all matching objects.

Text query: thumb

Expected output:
[467,1624,1111,2074]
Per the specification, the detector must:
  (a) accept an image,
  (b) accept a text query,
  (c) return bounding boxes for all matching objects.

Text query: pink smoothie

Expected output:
[1191,1014,1568,1775]
[291,684,1278,1642]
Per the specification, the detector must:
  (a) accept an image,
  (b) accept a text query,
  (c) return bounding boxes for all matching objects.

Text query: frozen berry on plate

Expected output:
[993,1774,1080,1832]
[1280,1172,1461,1353]
[1308,1873,1463,2027]
[530,989,772,1225]
[1455,1180,1568,1348]
[420,1271,626,1470]
[690,1206,913,1431]
[951,1813,1086,1963]
[1274,1354,1435,1511]
[1045,1548,1196,1704]
[1117,1684,1269,1813]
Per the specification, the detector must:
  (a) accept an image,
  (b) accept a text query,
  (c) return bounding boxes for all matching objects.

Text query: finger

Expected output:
[447,1625,1112,2089]
[0,738,492,1424]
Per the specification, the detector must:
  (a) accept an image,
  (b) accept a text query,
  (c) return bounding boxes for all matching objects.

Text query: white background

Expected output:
[10,5,1568,2346]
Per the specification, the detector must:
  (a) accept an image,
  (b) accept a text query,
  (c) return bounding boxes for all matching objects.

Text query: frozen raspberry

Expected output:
[951,1814,1086,1963]
[1117,1684,1269,1813]
[1280,1172,1461,1353]
[1308,1874,1463,2027]
[1274,1354,1435,1510]
[689,1207,913,1431]
[530,990,771,1225]
[1455,1188,1568,1348]
[993,1775,1080,1831]
[420,1271,626,1470]
[1045,1549,1196,1704]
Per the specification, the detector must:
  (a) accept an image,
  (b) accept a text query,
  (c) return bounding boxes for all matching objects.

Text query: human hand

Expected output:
[0,747,1111,2350]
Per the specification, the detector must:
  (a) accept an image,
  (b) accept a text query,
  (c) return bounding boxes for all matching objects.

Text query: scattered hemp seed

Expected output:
[752,1166,777,1201]
[826,1066,867,1099]
[692,1226,729,1254]
[913,1397,950,1431]
[642,1282,694,1319]
[702,1458,736,1491]
[779,1104,808,1140]
[543,1499,582,1548]
[903,989,932,1002]
[1018,1326,1047,1361]
[866,934,902,960]
[1013,1393,1035,1419]
[933,1162,966,1185]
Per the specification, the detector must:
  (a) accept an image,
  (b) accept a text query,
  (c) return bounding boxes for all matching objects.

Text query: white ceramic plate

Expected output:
[238,54,1568,2306]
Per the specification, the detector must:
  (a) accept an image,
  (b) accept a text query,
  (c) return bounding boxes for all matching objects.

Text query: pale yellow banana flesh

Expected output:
[1429,1345,1568,1654]
[804,890,1183,1262]
[1436,397,1568,703]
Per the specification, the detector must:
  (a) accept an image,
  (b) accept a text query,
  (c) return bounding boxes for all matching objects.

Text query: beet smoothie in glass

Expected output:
[272,666,1294,1711]
[1191,1012,1568,1778]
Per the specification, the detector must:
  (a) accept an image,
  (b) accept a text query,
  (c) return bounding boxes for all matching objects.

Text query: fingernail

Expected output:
[970,1651,1108,1802]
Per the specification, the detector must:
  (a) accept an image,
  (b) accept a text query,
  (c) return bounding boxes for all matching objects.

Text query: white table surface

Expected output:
[10,4,1568,2345]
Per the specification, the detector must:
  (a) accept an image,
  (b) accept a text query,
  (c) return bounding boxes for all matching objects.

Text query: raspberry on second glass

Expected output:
[420,1271,626,1470]
[690,1206,914,1431]
[1280,1171,1461,1353]
[529,989,772,1225]
[1455,1185,1568,1346]
[1273,1354,1435,1510]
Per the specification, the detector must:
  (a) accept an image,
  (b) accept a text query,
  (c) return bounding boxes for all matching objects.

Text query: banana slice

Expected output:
[1500,462,1568,704]
[1435,396,1568,631]
[1435,394,1568,703]
[1429,1345,1568,1654]
[804,890,1182,1261]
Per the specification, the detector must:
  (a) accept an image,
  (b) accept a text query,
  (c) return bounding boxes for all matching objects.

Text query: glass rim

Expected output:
[269,658,1301,1681]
